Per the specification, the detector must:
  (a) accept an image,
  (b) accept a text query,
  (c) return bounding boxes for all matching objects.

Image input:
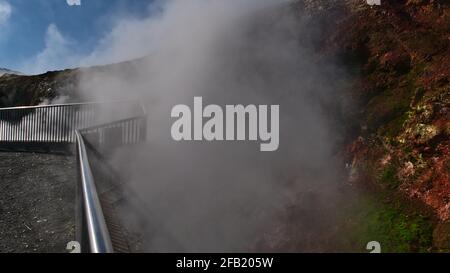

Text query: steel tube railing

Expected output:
[0,101,147,253]
[75,115,146,253]
[75,130,113,253]
[0,102,145,143]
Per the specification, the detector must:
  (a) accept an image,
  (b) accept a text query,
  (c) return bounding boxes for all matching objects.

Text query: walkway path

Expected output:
[0,152,76,253]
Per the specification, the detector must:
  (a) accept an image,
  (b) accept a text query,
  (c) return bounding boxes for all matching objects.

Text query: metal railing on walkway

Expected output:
[0,101,147,253]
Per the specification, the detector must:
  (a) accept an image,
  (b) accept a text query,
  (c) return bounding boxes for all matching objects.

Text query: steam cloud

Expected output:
[78,0,351,252]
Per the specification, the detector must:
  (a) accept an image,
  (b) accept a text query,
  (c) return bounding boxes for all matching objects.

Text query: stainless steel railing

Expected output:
[75,113,147,253]
[0,101,147,253]
[0,101,146,143]
[75,130,114,253]
[0,103,98,143]
[80,116,147,147]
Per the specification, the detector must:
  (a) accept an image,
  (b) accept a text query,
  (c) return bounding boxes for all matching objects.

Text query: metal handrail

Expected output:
[75,113,147,253]
[0,102,106,111]
[0,103,97,143]
[0,101,147,253]
[0,101,145,143]
[80,116,144,133]
[0,99,144,111]
[75,130,113,253]
[75,110,146,253]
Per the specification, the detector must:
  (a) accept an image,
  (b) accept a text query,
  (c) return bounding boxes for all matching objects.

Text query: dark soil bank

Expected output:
[0,152,76,253]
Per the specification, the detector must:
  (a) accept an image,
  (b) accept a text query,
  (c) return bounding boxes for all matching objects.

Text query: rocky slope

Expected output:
[0,69,79,107]
[0,58,143,107]
[321,0,449,250]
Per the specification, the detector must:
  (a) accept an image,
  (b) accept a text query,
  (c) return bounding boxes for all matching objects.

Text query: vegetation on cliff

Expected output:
[326,0,449,251]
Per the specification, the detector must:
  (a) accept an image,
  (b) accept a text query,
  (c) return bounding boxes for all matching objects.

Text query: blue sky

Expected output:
[0,0,156,74]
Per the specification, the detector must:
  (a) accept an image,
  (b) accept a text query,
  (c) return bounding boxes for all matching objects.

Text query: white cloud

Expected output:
[0,1,12,25]
[23,0,277,74]
[22,24,79,74]
[66,0,81,6]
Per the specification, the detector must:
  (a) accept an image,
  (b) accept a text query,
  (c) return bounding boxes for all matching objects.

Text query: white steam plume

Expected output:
[78,0,351,252]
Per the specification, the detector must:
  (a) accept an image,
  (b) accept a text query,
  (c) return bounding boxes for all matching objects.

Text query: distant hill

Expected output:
[0,57,146,108]
[0,69,79,107]
[0,68,23,77]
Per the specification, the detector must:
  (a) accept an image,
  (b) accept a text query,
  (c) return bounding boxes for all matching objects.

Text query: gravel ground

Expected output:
[0,152,76,253]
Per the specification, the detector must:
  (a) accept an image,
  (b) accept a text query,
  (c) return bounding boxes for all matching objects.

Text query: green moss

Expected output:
[338,193,434,253]
[382,108,409,138]
[380,165,399,190]
[359,198,433,252]
[363,63,427,135]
